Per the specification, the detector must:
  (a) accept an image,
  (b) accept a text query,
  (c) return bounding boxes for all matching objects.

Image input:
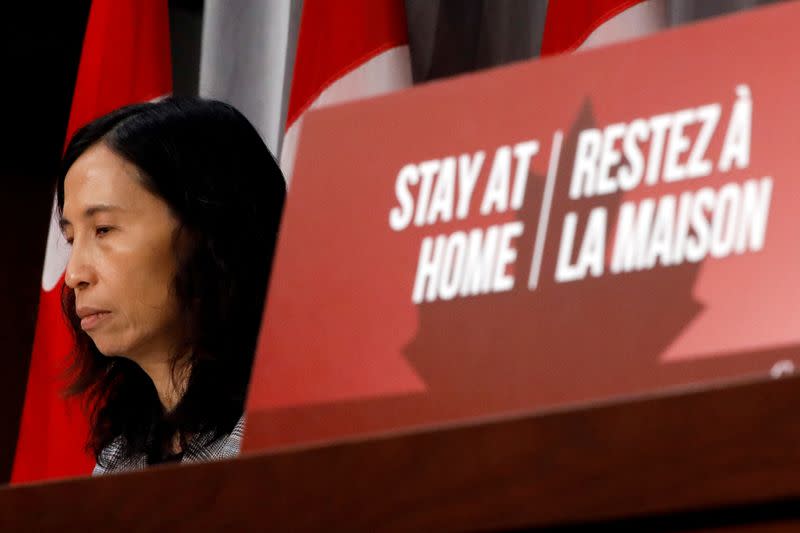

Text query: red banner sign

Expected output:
[244,2,800,452]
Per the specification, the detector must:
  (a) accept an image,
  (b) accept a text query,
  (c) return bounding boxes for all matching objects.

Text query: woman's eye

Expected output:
[96,226,113,237]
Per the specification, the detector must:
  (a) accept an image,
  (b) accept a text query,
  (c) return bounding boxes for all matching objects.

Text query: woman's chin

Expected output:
[94,345,117,357]
[90,336,122,357]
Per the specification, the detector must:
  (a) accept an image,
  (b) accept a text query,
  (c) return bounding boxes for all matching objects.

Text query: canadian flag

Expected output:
[279,0,413,182]
[279,0,656,180]
[11,0,172,483]
[542,0,654,55]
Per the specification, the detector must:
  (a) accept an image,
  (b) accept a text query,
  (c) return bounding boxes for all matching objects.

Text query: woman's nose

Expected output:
[64,241,97,290]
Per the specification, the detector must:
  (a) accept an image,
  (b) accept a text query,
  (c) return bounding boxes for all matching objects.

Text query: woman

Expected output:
[57,97,285,474]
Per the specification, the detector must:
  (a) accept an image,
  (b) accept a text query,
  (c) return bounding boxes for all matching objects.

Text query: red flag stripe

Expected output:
[285,0,408,130]
[64,0,172,141]
[541,0,646,56]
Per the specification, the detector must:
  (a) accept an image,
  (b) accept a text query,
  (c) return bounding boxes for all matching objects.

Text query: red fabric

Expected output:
[541,0,645,56]
[11,0,171,483]
[285,0,408,129]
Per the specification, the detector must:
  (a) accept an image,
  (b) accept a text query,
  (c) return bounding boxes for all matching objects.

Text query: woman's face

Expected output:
[61,143,183,365]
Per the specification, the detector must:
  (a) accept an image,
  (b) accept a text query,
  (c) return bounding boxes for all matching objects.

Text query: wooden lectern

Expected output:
[5,3,800,530]
[2,375,800,531]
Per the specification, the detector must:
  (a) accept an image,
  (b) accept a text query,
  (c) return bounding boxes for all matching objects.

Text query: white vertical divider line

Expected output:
[528,129,563,290]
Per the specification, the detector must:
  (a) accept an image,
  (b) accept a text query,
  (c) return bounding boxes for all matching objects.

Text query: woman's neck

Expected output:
[135,356,190,412]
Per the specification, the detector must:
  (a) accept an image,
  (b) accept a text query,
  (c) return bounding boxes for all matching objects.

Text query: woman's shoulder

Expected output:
[92,435,146,476]
[92,415,246,476]
[184,414,246,463]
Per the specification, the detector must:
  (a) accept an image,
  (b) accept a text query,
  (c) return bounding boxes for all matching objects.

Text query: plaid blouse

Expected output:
[92,415,245,475]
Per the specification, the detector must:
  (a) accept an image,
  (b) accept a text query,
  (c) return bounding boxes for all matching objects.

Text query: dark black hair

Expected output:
[57,97,285,465]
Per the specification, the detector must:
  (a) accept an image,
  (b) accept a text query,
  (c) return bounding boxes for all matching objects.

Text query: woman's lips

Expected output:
[81,311,110,331]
